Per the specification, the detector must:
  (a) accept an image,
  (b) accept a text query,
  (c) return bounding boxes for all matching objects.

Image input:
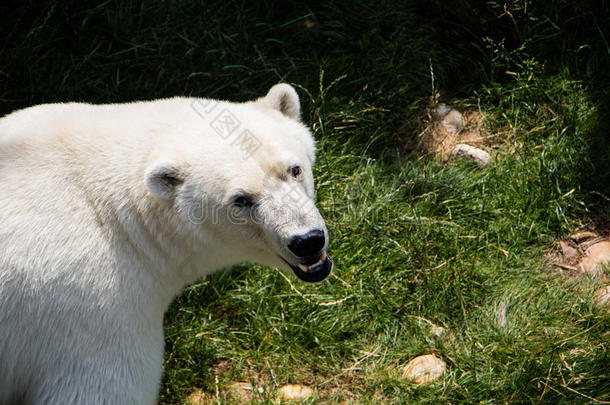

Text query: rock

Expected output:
[594,285,610,310]
[450,144,491,166]
[579,241,610,275]
[558,241,578,261]
[401,354,446,385]
[441,109,465,133]
[185,389,211,405]
[433,105,464,132]
[570,231,598,243]
[279,384,314,401]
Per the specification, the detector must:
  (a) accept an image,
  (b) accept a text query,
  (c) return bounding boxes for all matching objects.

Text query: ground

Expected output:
[0,1,608,404]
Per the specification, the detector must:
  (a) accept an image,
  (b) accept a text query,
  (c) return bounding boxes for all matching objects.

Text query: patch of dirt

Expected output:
[226,382,262,403]
[185,389,213,405]
[186,360,323,404]
[412,106,502,160]
[211,358,233,376]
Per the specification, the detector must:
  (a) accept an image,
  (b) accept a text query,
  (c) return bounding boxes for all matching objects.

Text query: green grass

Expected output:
[1,1,609,403]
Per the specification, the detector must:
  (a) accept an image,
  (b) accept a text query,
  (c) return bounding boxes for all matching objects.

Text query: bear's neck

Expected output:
[56,122,241,312]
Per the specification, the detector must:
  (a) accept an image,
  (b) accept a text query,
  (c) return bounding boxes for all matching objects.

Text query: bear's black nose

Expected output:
[288,229,326,258]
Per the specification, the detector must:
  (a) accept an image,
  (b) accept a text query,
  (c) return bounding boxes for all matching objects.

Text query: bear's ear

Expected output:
[145,161,186,199]
[259,83,301,120]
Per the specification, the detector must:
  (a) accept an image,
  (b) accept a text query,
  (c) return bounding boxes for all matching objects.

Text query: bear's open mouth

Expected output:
[282,252,333,283]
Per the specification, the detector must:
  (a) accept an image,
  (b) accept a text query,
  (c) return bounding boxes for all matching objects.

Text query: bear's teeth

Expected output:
[298,253,327,272]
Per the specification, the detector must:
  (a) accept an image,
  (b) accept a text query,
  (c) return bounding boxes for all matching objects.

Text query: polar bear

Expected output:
[0,84,332,404]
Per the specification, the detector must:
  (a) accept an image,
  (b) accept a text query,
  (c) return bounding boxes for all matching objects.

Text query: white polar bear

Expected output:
[0,84,332,405]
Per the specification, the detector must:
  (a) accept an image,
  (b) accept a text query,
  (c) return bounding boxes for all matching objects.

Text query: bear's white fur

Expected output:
[0,84,331,404]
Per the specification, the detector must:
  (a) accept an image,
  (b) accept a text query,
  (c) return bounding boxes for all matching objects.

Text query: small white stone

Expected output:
[451,144,491,166]
[401,354,446,385]
[279,384,314,401]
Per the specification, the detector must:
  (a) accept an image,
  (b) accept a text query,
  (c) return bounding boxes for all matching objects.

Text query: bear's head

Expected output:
[145,84,332,283]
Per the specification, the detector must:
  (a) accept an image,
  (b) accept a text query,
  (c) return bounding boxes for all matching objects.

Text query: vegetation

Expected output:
[1,1,609,403]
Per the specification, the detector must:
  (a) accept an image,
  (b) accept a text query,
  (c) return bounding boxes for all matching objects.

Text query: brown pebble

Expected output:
[558,240,578,261]
[401,354,446,385]
[579,241,610,275]
[570,231,598,243]
[279,384,314,401]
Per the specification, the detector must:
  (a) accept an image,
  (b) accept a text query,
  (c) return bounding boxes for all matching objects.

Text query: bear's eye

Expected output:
[290,165,302,178]
[233,195,254,208]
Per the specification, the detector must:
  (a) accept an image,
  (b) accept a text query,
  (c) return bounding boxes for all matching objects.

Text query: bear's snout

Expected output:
[282,228,332,283]
[287,229,326,259]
